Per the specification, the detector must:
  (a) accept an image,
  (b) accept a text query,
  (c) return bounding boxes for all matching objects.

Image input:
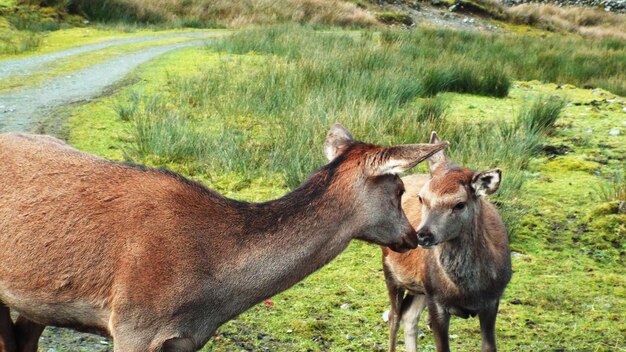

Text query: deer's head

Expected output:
[324,124,448,253]
[415,132,502,248]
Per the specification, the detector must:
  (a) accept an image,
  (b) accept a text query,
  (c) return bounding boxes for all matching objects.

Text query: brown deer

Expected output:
[0,125,447,352]
[382,132,512,352]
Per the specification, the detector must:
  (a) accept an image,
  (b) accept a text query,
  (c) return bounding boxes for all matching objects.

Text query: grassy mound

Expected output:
[18,0,378,27]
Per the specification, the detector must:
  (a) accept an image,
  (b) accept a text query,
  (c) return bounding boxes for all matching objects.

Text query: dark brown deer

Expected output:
[0,125,447,352]
[382,132,512,352]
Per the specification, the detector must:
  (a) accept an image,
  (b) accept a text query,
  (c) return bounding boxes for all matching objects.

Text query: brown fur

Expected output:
[382,167,512,352]
[0,130,446,352]
[429,168,474,196]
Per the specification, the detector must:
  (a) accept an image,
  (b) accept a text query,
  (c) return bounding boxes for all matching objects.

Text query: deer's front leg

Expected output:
[428,300,450,352]
[478,301,500,352]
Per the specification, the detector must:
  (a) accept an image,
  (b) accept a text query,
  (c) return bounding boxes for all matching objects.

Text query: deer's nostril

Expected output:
[417,229,435,247]
[418,229,432,239]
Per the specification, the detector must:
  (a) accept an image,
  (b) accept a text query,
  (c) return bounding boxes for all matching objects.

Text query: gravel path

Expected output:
[1,31,222,351]
[0,31,223,80]
[0,35,218,133]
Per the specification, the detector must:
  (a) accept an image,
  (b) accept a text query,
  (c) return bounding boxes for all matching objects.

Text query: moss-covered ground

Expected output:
[60,39,626,350]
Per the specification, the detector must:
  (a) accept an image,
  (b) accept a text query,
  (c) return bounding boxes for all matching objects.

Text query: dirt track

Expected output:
[0,31,221,134]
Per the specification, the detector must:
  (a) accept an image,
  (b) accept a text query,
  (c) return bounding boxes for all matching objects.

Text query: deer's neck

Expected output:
[206,168,357,315]
[435,204,498,293]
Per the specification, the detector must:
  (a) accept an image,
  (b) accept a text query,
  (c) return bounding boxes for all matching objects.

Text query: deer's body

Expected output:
[382,133,511,352]
[0,128,447,352]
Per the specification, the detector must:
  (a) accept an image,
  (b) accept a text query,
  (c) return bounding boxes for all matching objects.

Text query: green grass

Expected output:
[57,26,626,351]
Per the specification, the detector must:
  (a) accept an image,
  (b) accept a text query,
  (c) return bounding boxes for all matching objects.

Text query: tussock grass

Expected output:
[517,95,566,135]
[598,169,626,203]
[375,11,413,26]
[117,27,591,242]
[507,3,626,40]
[379,27,626,96]
[20,0,378,27]
[0,28,40,53]
[119,27,563,199]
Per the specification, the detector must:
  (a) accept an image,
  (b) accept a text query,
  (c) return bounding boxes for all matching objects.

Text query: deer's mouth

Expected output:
[387,230,418,253]
[417,243,437,249]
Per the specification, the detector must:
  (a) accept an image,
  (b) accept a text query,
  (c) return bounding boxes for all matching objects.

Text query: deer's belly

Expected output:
[385,257,425,294]
[446,304,479,319]
[0,285,111,335]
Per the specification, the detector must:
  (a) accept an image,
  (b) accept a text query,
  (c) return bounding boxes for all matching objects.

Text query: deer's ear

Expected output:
[428,131,447,173]
[471,169,502,197]
[369,142,449,176]
[324,123,354,161]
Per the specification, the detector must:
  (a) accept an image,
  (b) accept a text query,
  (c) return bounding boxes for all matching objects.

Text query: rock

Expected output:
[511,251,525,258]
[499,0,626,13]
[609,128,621,136]
[382,309,390,322]
[619,201,626,214]
[340,303,351,310]
[346,334,355,341]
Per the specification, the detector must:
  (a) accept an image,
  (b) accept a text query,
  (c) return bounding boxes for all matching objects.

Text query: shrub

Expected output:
[598,169,626,203]
[506,3,626,40]
[375,11,413,26]
[0,30,41,54]
[517,96,567,135]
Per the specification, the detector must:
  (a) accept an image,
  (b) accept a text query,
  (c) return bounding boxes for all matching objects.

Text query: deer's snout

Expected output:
[388,228,418,253]
[417,228,435,248]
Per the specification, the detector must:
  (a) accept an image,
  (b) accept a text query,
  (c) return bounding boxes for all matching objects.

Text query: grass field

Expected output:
[59,25,626,351]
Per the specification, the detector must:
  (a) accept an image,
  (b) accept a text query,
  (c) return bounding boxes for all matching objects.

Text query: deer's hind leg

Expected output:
[401,294,426,352]
[384,270,405,352]
[0,303,16,352]
[14,315,45,352]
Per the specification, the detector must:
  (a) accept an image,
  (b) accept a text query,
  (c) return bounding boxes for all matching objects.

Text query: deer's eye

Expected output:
[454,202,466,211]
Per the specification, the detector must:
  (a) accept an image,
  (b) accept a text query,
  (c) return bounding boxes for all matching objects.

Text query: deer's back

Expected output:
[0,133,232,329]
